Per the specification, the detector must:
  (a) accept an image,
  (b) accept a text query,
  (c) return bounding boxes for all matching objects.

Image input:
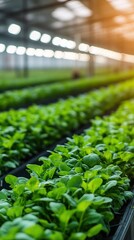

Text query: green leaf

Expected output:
[67,176,82,188]
[24,224,44,239]
[59,163,71,171]
[70,232,86,240]
[26,177,39,192]
[77,194,94,212]
[16,233,34,240]
[4,161,17,169]
[5,174,18,188]
[27,164,43,176]
[7,206,23,219]
[63,193,76,207]
[88,178,103,193]
[13,184,25,196]
[87,224,103,237]
[103,180,117,192]
[44,230,63,240]
[59,209,75,225]
[0,191,7,200]
[83,153,100,167]
[49,202,65,215]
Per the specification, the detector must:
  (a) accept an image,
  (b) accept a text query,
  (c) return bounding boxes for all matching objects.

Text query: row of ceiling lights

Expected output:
[0,43,89,62]
[1,42,134,63]
[8,24,76,50]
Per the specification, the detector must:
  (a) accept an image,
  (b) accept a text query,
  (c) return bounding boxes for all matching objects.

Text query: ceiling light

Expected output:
[66,40,76,49]
[8,24,21,35]
[6,45,17,54]
[26,48,35,56]
[52,37,61,46]
[41,34,51,43]
[66,1,92,17]
[54,51,64,59]
[16,46,26,55]
[63,52,78,60]
[107,0,132,11]
[29,30,41,41]
[124,54,134,63]
[35,49,44,57]
[79,43,89,52]
[52,7,74,21]
[44,50,54,58]
[60,38,68,48]
[89,46,122,61]
[0,43,5,53]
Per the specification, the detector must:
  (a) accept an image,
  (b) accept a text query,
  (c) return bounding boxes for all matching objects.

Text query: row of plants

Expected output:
[0,69,73,91]
[0,69,133,92]
[0,79,134,176]
[0,99,133,240]
[0,70,134,111]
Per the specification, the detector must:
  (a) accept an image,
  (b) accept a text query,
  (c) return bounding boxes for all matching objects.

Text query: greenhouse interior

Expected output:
[0,0,134,239]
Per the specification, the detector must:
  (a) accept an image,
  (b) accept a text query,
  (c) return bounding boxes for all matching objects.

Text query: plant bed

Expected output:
[0,100,133,240]
[0,81,134,177]
[0,69,72,92]
[0,102,126,189]
[0,122,93,189]
[0,71,134,111]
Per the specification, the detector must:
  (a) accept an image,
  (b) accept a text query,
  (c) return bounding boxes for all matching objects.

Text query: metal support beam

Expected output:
[23,0,28,78]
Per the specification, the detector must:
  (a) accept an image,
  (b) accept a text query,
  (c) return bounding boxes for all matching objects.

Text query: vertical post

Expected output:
[89,53,95,76]
[89,24,95,76]
[23,0,28,78]
[75,33,81,69]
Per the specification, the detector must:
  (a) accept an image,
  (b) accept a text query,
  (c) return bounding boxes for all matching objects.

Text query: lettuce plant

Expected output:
[0,100,133,239]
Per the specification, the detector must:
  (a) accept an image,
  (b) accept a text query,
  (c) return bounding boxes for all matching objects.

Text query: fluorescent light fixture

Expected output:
[16,46,26,55]
[124,54,134,63]
[54,51,64,59]
[44,49,54,58]
[66,1,92,17]
[52,37,61,46]
[114,16,126,24]
[8,24,21,35]
[79,43,89,52]
[60,38,68,48]
[63,52,78,60]
[41,34,51,43]
[107,0,132,11]
[29,30,41,41]
[35,49,44,57]
[89,46,122,61]
[26,48,35,56]
[52,7,74,21]
[6,45,17,54]
[66,40,76,49]
[0,43,5,53]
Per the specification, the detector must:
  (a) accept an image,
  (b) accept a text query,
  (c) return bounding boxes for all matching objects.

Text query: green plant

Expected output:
[0,71,134,110]
[0,80,134,175]
[0,99,133,239]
